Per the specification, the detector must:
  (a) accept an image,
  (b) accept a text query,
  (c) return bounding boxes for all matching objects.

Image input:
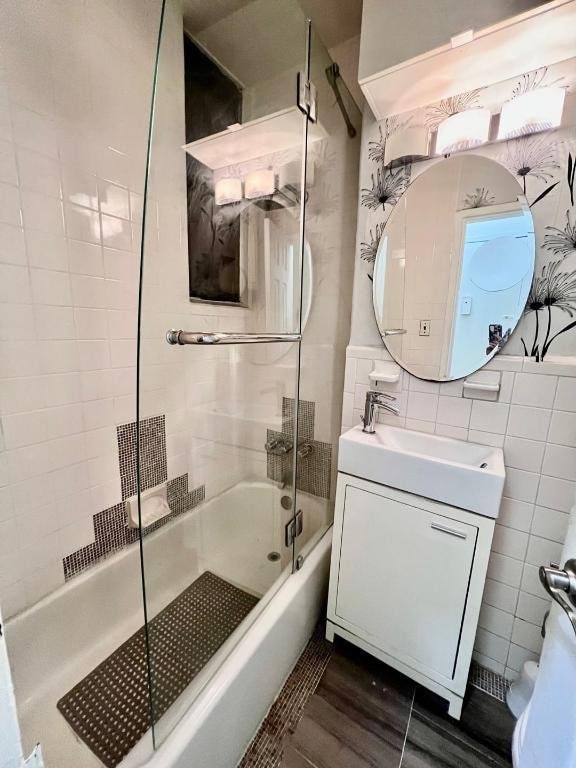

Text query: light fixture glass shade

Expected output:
[214,177,242,205]
[384,126,430,166]
[244,168,275,199]
[498,86,565,140]
[436,108,491,155]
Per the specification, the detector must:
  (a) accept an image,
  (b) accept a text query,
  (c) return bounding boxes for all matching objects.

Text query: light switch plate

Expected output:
[419,320,431,336]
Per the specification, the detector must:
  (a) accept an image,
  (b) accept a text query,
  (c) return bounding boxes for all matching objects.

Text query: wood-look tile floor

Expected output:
[280,638,515,768]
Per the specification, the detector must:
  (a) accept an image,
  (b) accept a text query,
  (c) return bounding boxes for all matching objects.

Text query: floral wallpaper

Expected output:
[356,59,576,361]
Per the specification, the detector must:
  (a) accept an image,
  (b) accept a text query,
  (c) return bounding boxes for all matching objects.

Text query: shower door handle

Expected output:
[166,330,301,345]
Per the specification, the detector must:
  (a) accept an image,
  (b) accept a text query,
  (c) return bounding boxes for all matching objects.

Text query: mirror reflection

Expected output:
[244,199,313,363]
[373,155,535,381]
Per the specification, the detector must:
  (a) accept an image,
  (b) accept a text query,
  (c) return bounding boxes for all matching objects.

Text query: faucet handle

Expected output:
[370,389,396,402]
[264,437,280,451]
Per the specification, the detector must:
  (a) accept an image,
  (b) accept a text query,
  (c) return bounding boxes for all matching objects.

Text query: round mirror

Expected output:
[373,155,535,381]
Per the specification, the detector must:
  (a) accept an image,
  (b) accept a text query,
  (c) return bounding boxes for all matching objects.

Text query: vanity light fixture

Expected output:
[214,177,242,205]
[497,86,566,140]
[436,108,491,155]
[244,168,275,199]
[384,125,430,166]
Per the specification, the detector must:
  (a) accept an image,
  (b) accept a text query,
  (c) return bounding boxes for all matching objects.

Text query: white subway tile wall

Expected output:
[343,345,576,680]
[0,0,360,619]
[0,1,249,618]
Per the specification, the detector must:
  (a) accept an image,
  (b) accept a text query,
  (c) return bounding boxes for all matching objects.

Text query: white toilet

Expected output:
[512,513,576,768]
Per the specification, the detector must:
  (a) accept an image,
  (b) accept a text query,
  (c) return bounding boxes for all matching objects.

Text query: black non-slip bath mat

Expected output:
[57,571,259,767]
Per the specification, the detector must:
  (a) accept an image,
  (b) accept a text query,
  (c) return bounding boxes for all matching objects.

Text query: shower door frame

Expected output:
[135,10,315,752]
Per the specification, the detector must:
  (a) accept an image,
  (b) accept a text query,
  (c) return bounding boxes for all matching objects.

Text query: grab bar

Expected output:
[325,63,357,138]
[166,330,301,345]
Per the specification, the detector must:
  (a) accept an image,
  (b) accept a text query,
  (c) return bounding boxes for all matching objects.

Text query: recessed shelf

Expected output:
[183,106,327,170]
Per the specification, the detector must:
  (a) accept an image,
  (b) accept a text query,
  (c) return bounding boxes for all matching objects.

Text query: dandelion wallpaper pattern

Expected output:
[356,59,576,359]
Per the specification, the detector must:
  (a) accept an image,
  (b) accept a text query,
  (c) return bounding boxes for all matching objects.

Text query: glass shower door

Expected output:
[136,0,314,749]
[293,27,362,570]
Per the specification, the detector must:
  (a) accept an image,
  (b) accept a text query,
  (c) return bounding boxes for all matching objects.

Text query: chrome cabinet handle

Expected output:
[430,522,467,540]
[166,330,301,345]
[539,559,576,638]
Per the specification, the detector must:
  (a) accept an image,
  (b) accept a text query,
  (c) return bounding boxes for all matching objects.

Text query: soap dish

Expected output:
[463,370,501,401]
[369,361,401,385]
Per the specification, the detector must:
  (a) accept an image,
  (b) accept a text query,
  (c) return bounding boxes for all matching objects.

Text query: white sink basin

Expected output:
[339,424,505,518]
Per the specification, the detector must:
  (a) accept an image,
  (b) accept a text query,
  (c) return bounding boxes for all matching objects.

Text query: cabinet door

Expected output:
[335,485,477,679]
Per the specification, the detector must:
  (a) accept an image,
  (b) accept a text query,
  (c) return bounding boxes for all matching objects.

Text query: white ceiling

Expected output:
[298,0,363,48]
[188,0,309,86]
[182,0,363,49]
[182,0,364,108]
[181,0,253,33]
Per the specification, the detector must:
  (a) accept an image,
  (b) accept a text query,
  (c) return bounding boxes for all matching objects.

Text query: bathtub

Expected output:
[6,480,331,768]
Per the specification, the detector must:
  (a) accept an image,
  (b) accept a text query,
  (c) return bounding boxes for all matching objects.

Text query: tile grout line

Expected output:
[398,687,415,768]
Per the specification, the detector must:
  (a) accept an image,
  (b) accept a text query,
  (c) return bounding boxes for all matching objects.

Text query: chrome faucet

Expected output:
[361,390,399,433]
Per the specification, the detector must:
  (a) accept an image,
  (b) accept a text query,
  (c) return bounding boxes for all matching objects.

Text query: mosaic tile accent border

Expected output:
[266,393,333,500]
[239,626,332,768]
[63,475,204,580]
[117,415,167,501]
[469,661,511,703]
[266,429,332,500]
[282,397,315,440]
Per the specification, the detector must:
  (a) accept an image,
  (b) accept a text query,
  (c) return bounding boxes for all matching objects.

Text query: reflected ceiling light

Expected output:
[214,177,242,205]
[498,86,565,140]
[244,168,275,199]
[384,126,430,166]
[436,108,491,155]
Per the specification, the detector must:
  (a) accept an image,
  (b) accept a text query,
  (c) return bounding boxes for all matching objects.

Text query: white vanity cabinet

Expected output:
[326,473,495,718]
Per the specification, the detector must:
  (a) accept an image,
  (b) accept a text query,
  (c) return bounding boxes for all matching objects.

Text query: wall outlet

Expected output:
[419,320,431,336]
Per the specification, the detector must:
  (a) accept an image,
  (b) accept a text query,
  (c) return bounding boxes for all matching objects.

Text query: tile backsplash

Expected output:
[343,344,576,680]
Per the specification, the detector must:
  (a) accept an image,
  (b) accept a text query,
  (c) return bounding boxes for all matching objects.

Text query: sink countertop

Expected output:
[338,423,505,519]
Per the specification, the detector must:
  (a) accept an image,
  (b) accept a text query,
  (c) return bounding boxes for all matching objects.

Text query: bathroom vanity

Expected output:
[326,423,505,718]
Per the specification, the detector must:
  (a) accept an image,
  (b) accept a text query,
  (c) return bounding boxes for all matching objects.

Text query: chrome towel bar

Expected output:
[166,330,302,345]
